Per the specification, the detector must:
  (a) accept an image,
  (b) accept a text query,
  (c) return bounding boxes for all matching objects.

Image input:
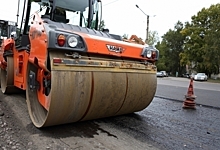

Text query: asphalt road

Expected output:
[156,77,220,108]
[1,92,220,150]
[0,77,220,149]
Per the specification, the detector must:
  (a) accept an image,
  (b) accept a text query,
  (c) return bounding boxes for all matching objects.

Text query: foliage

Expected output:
[148,30,159,46]
[122,34,129,39]
[88,19,105,31]
[156,3,220,77]
[155,21,186,75]
[180,4,220,76]
[98,20,105,31]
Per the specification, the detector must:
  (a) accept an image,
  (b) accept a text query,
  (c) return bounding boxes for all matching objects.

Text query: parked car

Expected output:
[157,72,164,77]
[160,71,168,77]
[194,73,208,81]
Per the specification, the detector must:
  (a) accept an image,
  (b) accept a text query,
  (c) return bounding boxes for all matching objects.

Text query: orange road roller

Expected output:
[0,0,159,128]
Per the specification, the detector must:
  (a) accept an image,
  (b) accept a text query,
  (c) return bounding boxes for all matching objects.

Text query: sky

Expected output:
[101,0,220,40]
[0,0,220,40]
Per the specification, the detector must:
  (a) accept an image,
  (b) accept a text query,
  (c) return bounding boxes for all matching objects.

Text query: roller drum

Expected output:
[26,52,157,128]
[1,56,21,94]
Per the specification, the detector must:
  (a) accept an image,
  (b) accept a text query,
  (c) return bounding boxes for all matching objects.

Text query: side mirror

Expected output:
[11,31,17,39]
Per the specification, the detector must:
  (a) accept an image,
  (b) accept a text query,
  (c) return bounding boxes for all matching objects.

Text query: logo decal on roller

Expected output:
[106,44,125,53]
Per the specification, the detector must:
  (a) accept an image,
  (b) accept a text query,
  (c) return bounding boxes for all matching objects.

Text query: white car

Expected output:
[157,72,164,77]
[194,73,208,81]
[160,71,168,77]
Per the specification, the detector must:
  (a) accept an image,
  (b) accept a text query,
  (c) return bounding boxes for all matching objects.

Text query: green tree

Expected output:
[156,21,186,75]
[98,20,106,31]
[180,4,220,76]
[122,34,128,39]
[148,30,159,46]
[155,41,168,71]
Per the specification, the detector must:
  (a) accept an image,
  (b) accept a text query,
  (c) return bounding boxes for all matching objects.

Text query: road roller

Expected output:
[0,0,159,128]
[0,20,17,86]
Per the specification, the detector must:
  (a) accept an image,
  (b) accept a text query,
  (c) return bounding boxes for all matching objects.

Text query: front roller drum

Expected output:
[26,53,157,128]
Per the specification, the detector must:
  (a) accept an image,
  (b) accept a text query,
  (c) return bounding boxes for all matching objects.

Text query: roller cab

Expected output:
[0,0,159,128]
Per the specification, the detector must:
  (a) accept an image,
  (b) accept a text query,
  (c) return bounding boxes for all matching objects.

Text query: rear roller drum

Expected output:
[1,56,20,94]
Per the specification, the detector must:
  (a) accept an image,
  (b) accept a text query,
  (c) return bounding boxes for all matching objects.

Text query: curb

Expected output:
[154,95,220,110]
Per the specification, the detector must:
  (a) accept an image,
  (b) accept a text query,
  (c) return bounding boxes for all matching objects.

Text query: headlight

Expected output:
[147,50,152,58]
[141,46,159,60]
[68,36,78,47]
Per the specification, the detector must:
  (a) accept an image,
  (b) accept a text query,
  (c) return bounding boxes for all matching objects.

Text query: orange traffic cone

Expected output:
[182,78,196,109]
